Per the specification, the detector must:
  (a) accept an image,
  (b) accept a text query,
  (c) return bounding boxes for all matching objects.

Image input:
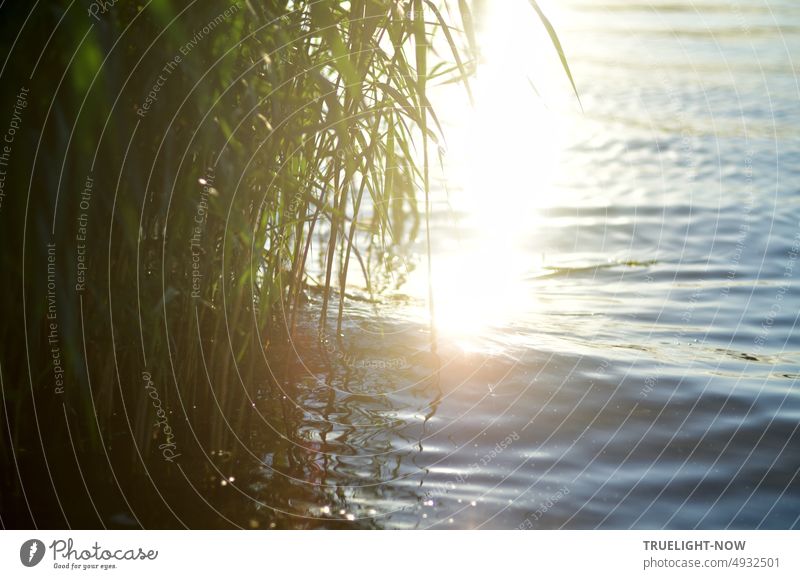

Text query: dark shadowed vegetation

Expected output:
[0,0,571,528]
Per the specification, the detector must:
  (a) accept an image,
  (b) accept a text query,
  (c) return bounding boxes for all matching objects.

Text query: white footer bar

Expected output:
[1,530,797,578]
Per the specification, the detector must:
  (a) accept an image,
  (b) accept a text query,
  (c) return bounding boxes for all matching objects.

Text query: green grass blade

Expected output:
[528,0,582,111]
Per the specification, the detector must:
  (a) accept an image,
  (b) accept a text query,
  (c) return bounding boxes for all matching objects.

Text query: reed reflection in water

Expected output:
[230,0,800,529]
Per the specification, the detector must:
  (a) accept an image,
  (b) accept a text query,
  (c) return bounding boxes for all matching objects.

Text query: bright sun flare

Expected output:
[422,0,569,350]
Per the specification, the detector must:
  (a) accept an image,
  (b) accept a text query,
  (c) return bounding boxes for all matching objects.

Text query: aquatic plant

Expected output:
[0,0,574,526]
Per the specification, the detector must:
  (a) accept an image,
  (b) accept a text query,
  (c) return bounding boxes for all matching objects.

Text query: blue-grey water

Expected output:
[236,0,800,529]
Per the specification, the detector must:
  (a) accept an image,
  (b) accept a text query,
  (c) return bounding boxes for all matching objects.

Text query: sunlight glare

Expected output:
[427,0,568,350]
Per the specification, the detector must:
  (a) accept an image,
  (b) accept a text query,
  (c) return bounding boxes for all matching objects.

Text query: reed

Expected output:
[0,0,574,526]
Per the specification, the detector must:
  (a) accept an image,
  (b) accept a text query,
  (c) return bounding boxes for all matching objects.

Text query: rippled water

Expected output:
[227,0,800,529]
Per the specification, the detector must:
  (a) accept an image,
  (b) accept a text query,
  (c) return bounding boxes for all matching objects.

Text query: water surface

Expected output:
[227,0,800,529]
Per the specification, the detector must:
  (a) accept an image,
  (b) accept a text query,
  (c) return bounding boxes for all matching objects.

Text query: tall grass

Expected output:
[0,0,574,527]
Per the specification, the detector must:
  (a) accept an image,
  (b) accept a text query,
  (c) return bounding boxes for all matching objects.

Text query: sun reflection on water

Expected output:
[419,0,573,351]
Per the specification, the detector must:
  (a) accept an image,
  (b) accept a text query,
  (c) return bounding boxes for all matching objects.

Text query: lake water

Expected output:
[222,0,800,529]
